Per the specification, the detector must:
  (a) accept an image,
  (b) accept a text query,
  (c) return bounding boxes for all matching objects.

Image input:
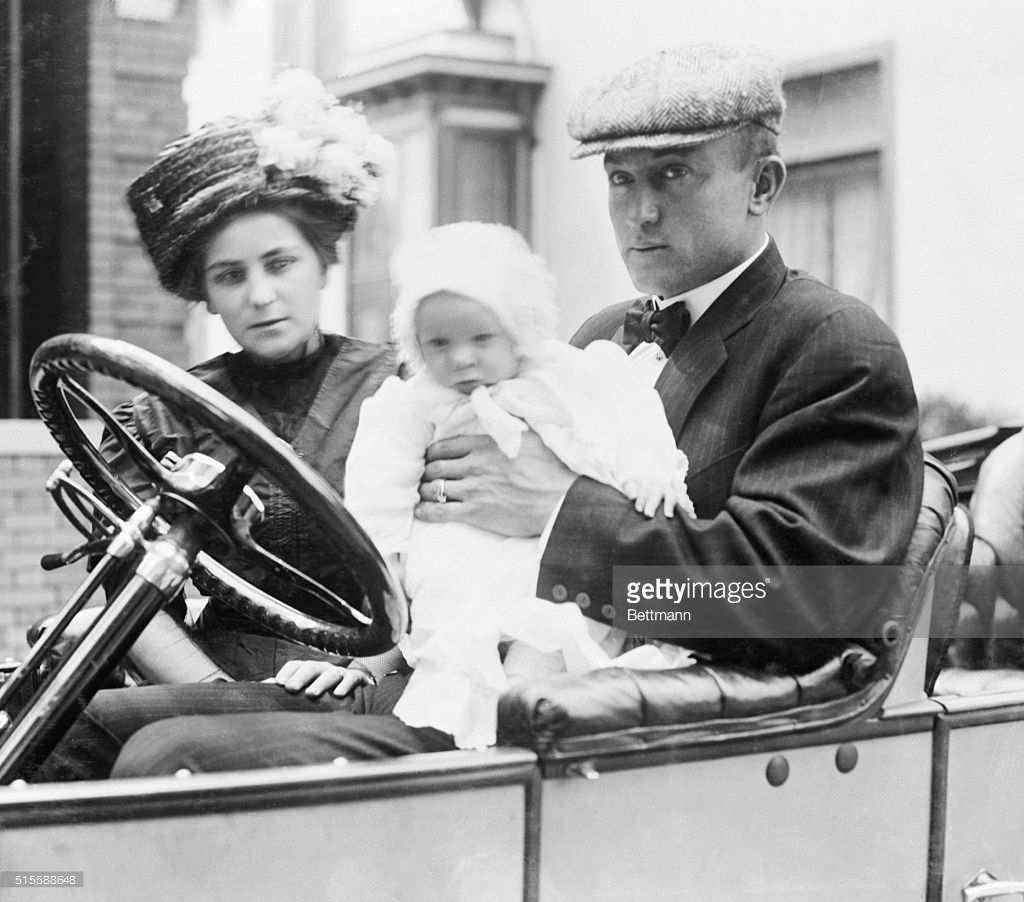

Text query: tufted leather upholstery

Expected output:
[498,457,964,753]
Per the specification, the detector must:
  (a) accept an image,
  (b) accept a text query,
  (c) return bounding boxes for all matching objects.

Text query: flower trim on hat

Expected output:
[252,69,395,209]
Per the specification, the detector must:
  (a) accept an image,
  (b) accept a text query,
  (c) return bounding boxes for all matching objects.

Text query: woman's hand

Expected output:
[270,659,373,699]
[416,433,576,536]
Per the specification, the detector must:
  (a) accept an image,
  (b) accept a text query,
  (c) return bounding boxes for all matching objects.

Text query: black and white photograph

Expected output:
[1,1,1023,899]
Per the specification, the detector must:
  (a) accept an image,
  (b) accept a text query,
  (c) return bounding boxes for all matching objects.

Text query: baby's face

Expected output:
[415,292,520,394]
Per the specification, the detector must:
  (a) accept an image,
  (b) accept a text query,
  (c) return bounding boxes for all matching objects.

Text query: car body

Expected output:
[1,338,1021,902]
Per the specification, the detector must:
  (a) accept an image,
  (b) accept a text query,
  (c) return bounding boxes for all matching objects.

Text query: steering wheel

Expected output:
[30,333,408,657]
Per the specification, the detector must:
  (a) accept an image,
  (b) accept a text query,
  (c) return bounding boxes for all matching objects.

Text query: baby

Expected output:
[344,222,693,748]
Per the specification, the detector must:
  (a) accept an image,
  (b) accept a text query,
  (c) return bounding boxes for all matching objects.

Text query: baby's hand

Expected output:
[623,479,694,519]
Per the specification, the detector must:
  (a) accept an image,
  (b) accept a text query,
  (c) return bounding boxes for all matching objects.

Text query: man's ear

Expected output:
[749,156,786,215]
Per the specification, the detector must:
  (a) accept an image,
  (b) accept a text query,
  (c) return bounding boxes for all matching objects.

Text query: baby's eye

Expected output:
[473,333,497,343]
[425,337,449,349]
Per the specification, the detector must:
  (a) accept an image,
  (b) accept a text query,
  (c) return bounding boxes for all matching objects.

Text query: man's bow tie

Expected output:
[623,297,690,355]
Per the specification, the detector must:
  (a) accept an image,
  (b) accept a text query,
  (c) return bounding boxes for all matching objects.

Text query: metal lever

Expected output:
[40,538,110,571]
[963,869,1024,901]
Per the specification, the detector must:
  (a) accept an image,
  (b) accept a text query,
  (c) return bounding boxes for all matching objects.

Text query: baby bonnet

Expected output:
[390,222,558,370]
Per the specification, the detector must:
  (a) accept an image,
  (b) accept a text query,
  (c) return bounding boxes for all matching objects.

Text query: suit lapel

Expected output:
[655,240,789,437]
[655,335,726,439]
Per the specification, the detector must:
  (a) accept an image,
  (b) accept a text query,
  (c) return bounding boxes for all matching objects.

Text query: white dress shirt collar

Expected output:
[656,233,770,323]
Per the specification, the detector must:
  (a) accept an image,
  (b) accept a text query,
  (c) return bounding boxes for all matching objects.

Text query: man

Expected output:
[34,44,921,780]
[416,44,922,673]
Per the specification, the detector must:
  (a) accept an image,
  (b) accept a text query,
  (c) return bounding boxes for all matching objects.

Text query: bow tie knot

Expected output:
[623,298,690,355]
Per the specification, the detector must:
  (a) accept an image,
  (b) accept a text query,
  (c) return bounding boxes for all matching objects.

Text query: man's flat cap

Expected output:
[567,43,785,159]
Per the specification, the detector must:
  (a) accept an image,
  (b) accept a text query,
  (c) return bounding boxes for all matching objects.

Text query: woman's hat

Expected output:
[390,222,558,371]
[127,69,394,300]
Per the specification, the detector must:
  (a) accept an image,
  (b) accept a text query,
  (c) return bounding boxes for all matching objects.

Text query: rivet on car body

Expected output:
[880,620,902,646]
[766,755,789,786]
[835,744,858,773]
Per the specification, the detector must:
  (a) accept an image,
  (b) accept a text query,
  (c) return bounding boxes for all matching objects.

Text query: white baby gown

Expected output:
[344,338,694,749]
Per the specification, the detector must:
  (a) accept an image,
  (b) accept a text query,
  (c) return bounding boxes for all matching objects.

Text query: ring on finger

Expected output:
[435,478,448,504]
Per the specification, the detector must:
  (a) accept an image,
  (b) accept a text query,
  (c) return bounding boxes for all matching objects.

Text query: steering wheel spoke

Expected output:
[217,538,372,627]
[46,463,121,543]
[59,375,169,488]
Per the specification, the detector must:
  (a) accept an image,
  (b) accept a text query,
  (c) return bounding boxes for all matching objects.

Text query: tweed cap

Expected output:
[127,69,393,301]
[567,44,785,159]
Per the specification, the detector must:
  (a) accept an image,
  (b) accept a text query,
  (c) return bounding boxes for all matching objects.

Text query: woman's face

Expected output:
[202,211,326,364]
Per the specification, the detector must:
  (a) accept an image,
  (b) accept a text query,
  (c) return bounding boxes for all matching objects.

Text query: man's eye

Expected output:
[607,171,632,186]
[661,164,689,181]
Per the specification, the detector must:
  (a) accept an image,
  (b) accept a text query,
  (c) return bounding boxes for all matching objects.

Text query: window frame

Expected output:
[775,45,894,323]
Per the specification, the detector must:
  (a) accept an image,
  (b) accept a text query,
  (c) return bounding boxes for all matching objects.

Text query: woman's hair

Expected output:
[175,199,349,302]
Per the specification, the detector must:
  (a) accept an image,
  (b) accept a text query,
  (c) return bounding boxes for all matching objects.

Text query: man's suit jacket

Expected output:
[537,240,924,671]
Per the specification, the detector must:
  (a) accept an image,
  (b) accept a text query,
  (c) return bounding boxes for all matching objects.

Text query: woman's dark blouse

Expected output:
[101,333,398,629]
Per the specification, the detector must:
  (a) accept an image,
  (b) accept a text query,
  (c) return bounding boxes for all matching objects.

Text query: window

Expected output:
[438,127,518,226]
[771,153,883,310]
[336,48,549,344]
[769,57,890,316]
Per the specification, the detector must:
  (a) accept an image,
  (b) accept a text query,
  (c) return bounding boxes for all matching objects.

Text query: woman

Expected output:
[24,70,459,784]
[101,69,399,682]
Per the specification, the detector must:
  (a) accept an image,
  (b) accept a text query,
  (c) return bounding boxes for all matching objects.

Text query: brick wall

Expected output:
[89,0,197,406]
[0,422,100,662]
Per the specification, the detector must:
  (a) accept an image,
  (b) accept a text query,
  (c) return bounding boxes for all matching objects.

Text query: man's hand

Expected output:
[416,433,576,536]
[270,660,371,699]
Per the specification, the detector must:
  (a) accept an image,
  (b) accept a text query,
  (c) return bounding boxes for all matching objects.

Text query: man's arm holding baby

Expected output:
[416,432,576,536]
